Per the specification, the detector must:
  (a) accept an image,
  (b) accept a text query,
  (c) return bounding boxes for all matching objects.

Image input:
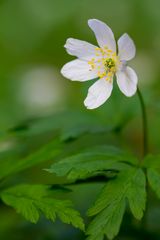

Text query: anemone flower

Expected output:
[61,19,138,109]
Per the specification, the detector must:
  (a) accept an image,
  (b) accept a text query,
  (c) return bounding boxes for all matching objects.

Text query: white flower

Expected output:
[61,19,138,109]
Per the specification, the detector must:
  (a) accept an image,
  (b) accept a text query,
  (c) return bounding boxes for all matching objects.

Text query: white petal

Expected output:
[88,19,116,52]
[84,78,113,109]
[64,38,98,61]
[61,59,97,81]
[116,66,138,97]
[118,33,136,61]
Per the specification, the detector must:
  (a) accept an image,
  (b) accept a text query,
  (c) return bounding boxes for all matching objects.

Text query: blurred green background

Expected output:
[0,0,160,239]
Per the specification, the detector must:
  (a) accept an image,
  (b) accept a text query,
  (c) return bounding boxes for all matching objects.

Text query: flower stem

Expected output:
[137,87,148,157]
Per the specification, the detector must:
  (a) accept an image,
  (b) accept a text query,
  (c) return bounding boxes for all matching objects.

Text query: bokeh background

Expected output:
[0,0,160,239]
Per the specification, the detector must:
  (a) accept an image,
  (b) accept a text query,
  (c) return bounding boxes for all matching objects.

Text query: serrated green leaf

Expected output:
[2,192,40,223]
[127,169,146,220]
[1,184,84,231]
[87,168,132,217]
[47,145,137,180]
[87,197,125,240]
[86,168,146,240]
[0,139,61,180]
[147,168,160,198]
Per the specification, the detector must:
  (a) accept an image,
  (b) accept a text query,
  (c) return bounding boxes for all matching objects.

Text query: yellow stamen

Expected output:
[88,46,119,78]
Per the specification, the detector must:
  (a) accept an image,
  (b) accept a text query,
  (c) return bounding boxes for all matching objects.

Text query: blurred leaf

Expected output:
[144,154,160,199]
[86,168,146,240]
[9,111,116,141]
[1,184,84,231]
[61,125,113,142]
[147,168,160,199]
[143,154,160,170]
[47,145,137,180]
[0,139,61,180]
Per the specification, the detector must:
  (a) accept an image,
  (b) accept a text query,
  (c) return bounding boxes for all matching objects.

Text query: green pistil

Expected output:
[105,58,115,70]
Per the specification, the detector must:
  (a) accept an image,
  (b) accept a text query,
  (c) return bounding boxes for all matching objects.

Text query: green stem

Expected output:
[137,87,149,231]
[137,87,148,157]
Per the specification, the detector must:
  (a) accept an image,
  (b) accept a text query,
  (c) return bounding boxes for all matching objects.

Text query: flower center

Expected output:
[88,46,120,82]
[104,58,115,70]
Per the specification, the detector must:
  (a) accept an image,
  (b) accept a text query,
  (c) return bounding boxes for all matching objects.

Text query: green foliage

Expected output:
[10,110,115,142]
[0,139,61,180]
[144,154,160,199]
[126,168,146,220]
[0,0,160,239]
[86,168,146,240]
[143,154,160,170]
[0,184,84,231]
[87,196,125,240]
[147,168,160,198]
[47,145,137,180]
